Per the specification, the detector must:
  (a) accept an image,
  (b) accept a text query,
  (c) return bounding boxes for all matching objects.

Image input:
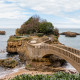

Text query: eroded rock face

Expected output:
[7,41,22,53]
[0,31,6,35]
[49,55,66,67]
[60,31,80,37]
[7,42,18,53]
[7,40,66,67]
[7,36,66,68]
[25,60,66,72]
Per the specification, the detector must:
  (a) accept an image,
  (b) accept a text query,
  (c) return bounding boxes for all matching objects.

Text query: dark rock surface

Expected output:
[60,31,80,37]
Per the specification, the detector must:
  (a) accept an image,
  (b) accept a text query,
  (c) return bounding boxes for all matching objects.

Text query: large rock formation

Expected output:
[7,35,59,54]
[7,35,66,68]
[60,31,80,37]
[0,31,6,35]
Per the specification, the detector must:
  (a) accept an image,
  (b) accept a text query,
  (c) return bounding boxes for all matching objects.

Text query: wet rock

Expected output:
[65,69,78,74]
[12,55,20,63]
[12,55,23,67]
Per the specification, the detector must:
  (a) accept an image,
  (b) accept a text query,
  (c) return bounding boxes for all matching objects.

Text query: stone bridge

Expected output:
[26,42,80,72]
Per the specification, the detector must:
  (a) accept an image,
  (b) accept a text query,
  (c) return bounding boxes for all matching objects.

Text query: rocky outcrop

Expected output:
[7,35,28,53]
[7,36,66,68]
[7,41,22,53]
[25,61,66,72]
[60,31,80,37]
[0,31,6,35]
[7,35,51,53]
[0,58,17,68]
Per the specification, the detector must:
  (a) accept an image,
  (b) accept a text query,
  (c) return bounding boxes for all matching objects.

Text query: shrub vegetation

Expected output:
[10,72,80,80]
[16,15,59,37]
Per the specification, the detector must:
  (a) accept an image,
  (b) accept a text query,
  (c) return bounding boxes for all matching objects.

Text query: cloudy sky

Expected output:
[0,0,80,28]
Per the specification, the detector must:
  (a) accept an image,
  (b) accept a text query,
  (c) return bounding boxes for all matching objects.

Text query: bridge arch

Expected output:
[42,54,53,58]
[40,48,80,72]
[26,43,80,72]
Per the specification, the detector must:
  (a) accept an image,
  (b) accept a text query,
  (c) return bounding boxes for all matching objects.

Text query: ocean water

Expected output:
[0,28,16,50]
[59,28,80,50]
[0,28,16,73]
[59,28,80,71]
[0,28,16,59]
[0,28,80,76]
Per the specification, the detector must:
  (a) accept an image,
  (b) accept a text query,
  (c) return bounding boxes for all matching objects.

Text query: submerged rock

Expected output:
[60,31,80,37]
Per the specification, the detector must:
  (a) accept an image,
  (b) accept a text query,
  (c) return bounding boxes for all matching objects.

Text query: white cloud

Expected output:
[17,0,80,14]
[55,23,80,28]
[0,0,80,28]
[0,0,30,19]
[67,18,80,24]
[0,0,80,19]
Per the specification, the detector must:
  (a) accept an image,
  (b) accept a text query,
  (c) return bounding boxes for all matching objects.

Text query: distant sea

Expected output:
[59,28,80,70]
[0,28,80,76]
[0,28,16,59]
[0,28,80,53]
[59,28,80,50]
[0,28,16,75]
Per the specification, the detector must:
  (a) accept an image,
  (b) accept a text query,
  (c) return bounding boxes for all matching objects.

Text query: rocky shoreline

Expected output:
[0,37,78,80]
[0,68,53,80]
[0,67,78,80]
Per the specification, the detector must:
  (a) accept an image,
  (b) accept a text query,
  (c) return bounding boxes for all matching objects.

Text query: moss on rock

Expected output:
[0,58,17,68]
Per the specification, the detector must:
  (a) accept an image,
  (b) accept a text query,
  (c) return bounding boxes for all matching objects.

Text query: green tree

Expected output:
[16,15,58,36]
[39,22,54,34]
[54,28,59,37]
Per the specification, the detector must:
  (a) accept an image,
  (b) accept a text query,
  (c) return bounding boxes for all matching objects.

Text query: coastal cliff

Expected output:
[7,35,66,68]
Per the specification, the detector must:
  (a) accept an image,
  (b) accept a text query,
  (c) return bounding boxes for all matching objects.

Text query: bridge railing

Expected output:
[26,42,80,64]
[53,44,80,56]
[40,44,80,64]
